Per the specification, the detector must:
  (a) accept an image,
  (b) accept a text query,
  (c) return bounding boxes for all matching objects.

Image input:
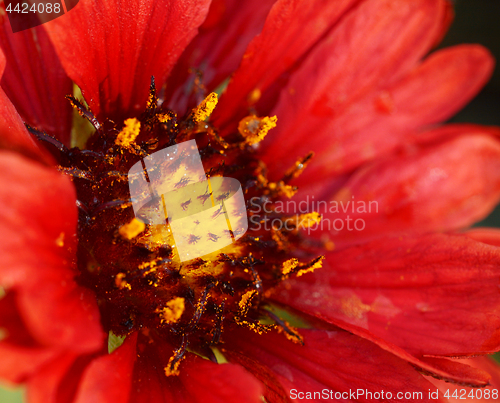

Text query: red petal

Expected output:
[166,0,275,115]
[274,234,500,358]
[224,328,443,402]
[0,23,73,145]
[0,342,58,385]
[464,228,500,247]
[213,0,363,131]
[0,151,104,352]
[259,0,447,175]
[27,354,93,403]
[131,333,263,403]
[385,45,493,125]
[179,356,263,403]
[288,315,492,387]
[312,132,500,245]
[418,356,491,387]
[45,0,211,120]
[0,48,52,164]
[0,291,35,346]
[474,357,500,385]
[73,333,138,403]
[431,0,454,48]
[408,123,500,146]
[16,271,104,353]
[0,292,59,384]
[427,357,500,402]
[263,42,493,181]
[0,151,76,287]
[214,350,289,403]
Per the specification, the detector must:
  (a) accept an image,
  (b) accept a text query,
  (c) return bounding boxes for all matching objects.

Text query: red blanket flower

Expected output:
[1,0,500,402]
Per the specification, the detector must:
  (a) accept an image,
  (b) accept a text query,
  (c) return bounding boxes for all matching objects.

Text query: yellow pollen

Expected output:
[192,92,218,123]
[235,318,274,335]
[138,259,159,276]
[282,258,299,276]
[296,256,324,277]
[238,115,277,145]
[55,232,65,247]
[147,93,154,109]
[119,218,145,240]
[157,113,172,123]
[164,355,183,377]
[115,273,131,290]
[239,290,257,315]
[115,118,141,146]
[160,297,185,324]
[297,212,322,229]
[247,88,261,105]
[277,322,304,345]
[280,184,297,198]
[267,181,297,198]
[324,239,335,251]
[282,212,322,231]
[340,295,371,320]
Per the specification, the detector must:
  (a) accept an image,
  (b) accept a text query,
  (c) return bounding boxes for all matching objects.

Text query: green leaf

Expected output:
[108,331,126,354]
[0,386,24,403]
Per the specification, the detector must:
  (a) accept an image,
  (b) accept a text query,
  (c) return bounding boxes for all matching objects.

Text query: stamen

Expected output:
[192,92,218,123]
[157,114,172,124]
[211,302,225,345]
[238,115,277,145]
[160,297,185,324]
[56,166,93,180]
[185,287,212,333]
[165,335,188,376]
[265,309,304,345]
[280,256,324,279]
[115,273,131,290]
[66,95,101,131]
[146,76,158,112]
[27,125,68,152]
[91,199,132,216]
[266,181,297,198]
[295,256,324,277]
[281,258,299,277]
[239,290,257,315]
[294,212,322,230]
[282,152,314,183]
[115,118,141,147]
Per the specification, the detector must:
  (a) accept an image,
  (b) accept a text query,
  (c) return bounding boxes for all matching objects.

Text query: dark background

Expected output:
[440,0,500,227]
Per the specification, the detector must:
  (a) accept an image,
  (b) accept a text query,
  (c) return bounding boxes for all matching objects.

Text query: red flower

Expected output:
[1,0,500,402]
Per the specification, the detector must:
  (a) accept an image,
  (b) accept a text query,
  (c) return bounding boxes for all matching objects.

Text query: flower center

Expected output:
[32,80,323,374]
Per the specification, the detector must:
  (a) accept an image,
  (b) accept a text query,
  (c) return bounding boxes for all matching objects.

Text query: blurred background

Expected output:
[1,0,500,401]
[441,0,500,227]
[444,0,500,127]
